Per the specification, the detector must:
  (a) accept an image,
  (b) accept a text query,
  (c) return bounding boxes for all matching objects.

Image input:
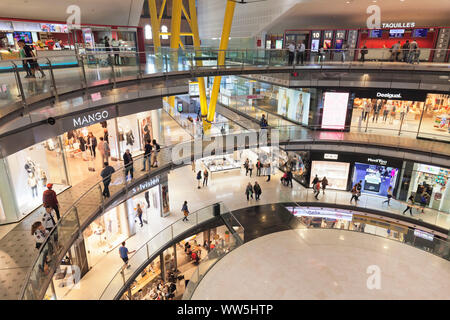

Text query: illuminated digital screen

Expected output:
[321,92,349,130]
[311,39,320,52]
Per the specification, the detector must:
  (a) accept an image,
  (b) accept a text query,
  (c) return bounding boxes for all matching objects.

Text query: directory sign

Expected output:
[321,92,349,130]
[389,29,405,38]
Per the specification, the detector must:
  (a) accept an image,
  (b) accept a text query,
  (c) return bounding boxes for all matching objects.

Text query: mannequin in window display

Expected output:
[103,128,109,144]
[145,190,150,208]
[126,128,135,146]
[399,104,407,123]
[118,127,125,143]
[372,99,382,123]
[36,164,47,187]
[28,172,38,198]
[280,90,288,117]
[24,157,36,174]
[142,119,151,147]
[383,101,391,123]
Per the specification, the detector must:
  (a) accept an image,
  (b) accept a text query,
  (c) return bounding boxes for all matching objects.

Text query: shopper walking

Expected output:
[97,137,110,165]
[136,203,144,227]
[119,241,135,269]
[196,170,202,189]
[266,162,271,182]
[151,139,160,167]
[182,201,189,221]
[256,159,262,176]
[248,161,254,177]
[123,149,134,180]
[402,194,415,216]
[203,169,209,187]
[254,182,262,201]
[286,169,293,188]
[141,140,152,171]
[43,205,58,243]
[244,158,249,176]
[313,180,321,200]
[383,186,393,206]
[311,175,319,188]
[402,40,410,62]
[245,183,254,201]
[350,184,359,204]
[31,221,51,272]
[100,162,115,198]
[42,183,60,220]
[321,176,328,194]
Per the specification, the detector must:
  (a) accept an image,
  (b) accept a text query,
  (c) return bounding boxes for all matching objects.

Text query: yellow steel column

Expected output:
[168,0,183,108]
[206,0,236,123]
[148,0,161,51]
[188,0,208,118]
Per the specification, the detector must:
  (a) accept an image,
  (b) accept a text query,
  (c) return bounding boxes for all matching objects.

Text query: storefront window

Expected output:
[117,111,154,156]
[5,138,69,218]
[407,163,450,212]
[352,163,399,196]
[417,94,449,142]
[310,160,350,190]
[83,204,131,267]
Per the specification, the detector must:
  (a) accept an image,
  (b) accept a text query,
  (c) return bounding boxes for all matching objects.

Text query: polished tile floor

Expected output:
[192,229,450,300]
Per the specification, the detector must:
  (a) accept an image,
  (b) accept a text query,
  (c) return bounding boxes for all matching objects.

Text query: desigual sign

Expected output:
[376,92,402,99]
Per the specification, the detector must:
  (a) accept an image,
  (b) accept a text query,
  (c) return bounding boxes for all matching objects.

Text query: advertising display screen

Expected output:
[311,39,320,52]
[321,92,349,130]
[370,29,383,38]
[389,29,405,38]
[413,28,428,37]
[275,40,283,49]
[352,163,398,196]
[335,39,343,50]
[277,88,310,125]
[13,31,33,44]
[323,39,332,50]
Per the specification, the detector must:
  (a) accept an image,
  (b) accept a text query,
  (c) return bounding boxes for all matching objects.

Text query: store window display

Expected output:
[279,150,310,186]
[126,185,161,233]
[310,161,350,190]
[83,205,130,267]
[418,94,449,141]
[5,138,69,217]
[407,163,450,212]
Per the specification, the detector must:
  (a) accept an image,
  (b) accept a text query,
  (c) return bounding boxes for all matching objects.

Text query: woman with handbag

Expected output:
[182,201,189,221]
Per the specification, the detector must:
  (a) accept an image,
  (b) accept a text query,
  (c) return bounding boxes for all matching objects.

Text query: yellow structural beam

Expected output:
[170,0,182,49]
[158,0,167,24]
[181,4,192,29]
[189,0,208,118]
[148,0,161,51]
[206,0,236,123]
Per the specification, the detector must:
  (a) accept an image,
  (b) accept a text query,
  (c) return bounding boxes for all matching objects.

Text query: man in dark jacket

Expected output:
[141,140,152,171]
[286,170,293,188]
[101,162,115,198]
[254,182,262,200]
[123,149,133,180]
[42,183,60,220]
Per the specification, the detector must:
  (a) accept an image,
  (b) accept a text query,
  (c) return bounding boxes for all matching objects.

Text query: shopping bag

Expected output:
[110,157,118,162]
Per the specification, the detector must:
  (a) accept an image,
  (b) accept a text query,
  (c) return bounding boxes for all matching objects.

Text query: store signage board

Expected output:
[414,229,434,241]
[354,89,427,102]
[417,164,441,175]
[63,106,117,130]
[131,176,160,195]
[0,21,13,31]
[286,207,353,221]
[12,22,41,32]
[382,22,415,28]
[367,157,388,166]
[324,153,338,160]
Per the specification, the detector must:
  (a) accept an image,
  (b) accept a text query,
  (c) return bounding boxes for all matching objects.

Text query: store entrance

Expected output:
[62,120,118,186]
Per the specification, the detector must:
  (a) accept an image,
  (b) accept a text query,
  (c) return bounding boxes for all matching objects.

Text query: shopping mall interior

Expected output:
[0,0,449,305]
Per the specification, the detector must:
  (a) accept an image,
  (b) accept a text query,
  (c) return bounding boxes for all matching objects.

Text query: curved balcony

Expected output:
[17,132,450,300]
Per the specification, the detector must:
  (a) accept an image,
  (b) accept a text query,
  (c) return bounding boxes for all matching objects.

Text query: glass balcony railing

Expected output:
[99,202,242,300]
[0,47,449,126]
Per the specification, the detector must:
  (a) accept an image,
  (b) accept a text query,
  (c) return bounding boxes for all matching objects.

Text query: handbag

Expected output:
[183,210,189,217]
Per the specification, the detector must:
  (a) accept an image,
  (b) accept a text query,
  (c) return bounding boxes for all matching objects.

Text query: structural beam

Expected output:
[148,0,161,51]
[206,0,236,123]
[188,0,208,118]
